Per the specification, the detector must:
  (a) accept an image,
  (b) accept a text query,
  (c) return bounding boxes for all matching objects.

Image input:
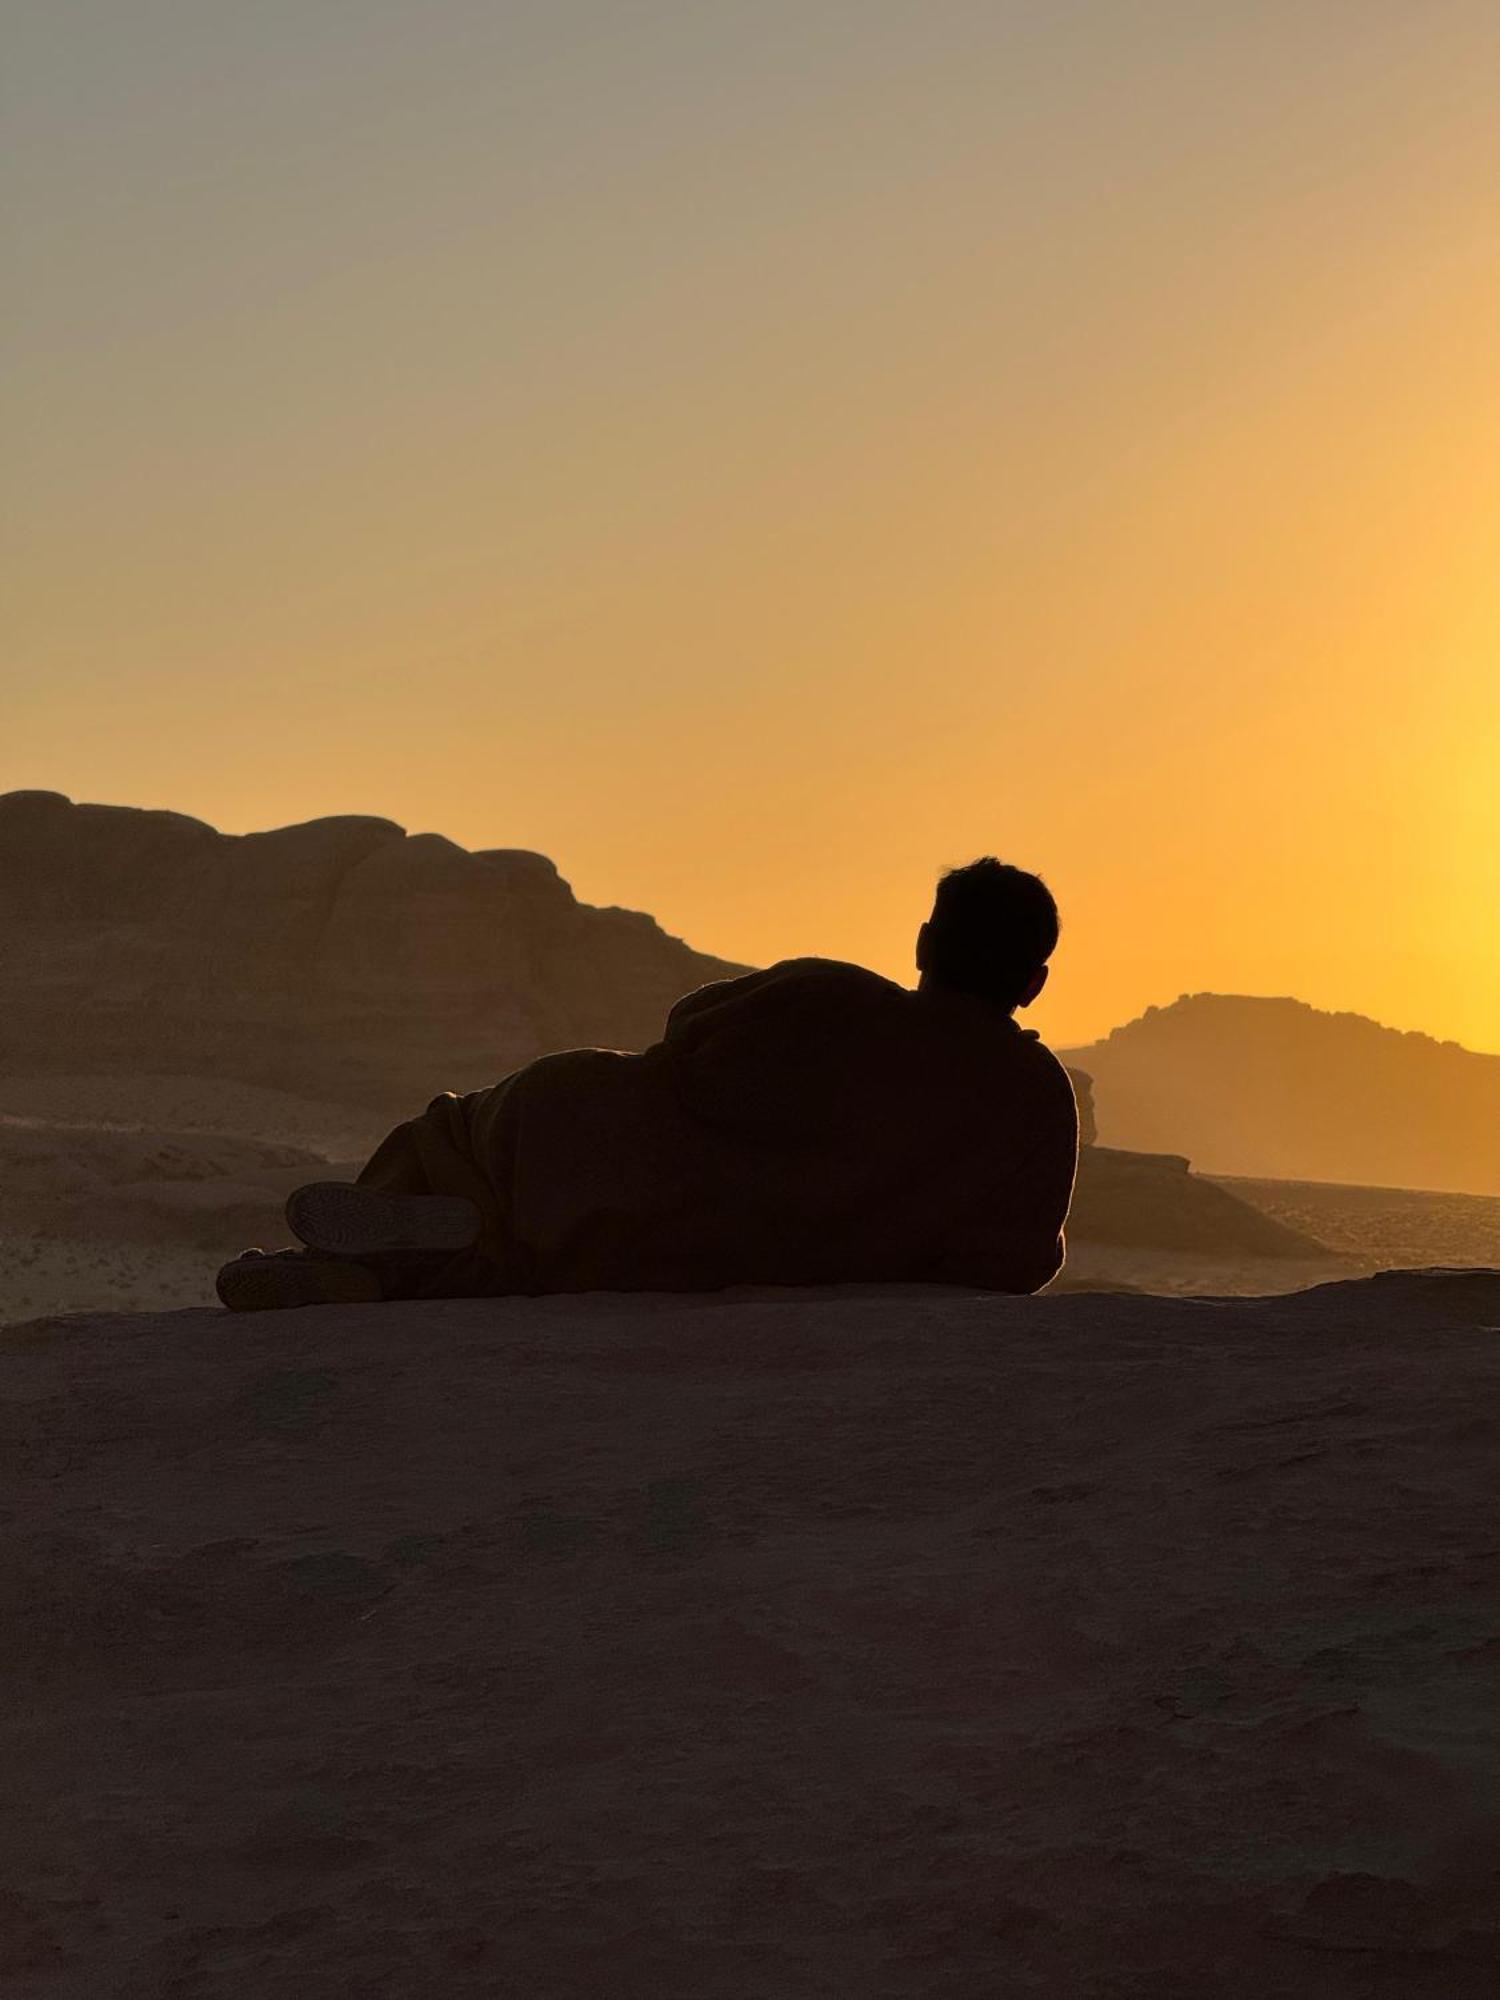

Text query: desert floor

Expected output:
[3,1272,1498,1996]
[1216,1175,1500,1274]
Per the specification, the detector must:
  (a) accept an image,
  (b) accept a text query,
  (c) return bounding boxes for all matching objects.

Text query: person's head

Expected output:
[916,858,1058,1012]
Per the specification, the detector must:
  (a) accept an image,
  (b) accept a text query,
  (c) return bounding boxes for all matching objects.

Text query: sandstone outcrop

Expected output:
[0,791,746,1116]
[1070,1146,1321,1258]
[1065,993,1500,1196]
[5,1273,1498,1995]
[1061,1060,1331,1278]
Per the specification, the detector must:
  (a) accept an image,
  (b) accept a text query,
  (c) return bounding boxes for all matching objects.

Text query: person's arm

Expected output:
[661,958,860,1042]
[955,1224,1069,1297]
[662,968,774,1038]
[926,1060,1080,1295]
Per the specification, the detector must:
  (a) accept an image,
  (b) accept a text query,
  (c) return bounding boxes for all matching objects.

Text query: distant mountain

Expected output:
[0,792,746,1115]
[1063,994,1500,1196]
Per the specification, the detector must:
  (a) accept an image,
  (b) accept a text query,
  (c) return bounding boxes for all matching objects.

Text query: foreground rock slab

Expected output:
[4,1273,1499,1997]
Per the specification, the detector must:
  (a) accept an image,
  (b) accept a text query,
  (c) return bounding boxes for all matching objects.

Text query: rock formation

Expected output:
[0,791,746,1115]
[1064,1072,1336,1272]
[5,1273,1498,1995]
[1069,1146,1321,1258]
[1064,993,1500,1196]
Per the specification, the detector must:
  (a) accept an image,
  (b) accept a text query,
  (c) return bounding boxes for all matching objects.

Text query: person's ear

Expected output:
[915,922,931,973]
[1017,963,1049,1009]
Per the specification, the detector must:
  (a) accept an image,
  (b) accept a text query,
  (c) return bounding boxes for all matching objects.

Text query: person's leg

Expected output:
[215,1248,385,1312]
[363,1244,510,1301]
[341,1083,524,1292]
[356,1090,497,1211]
[214,1241,502,1312]
[282,1123,495,1300]
[216,1213,501,1312]
[285,1181,480,1259]
[218,1081,524,1310]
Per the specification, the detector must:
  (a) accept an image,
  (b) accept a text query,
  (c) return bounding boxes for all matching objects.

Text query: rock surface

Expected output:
[0,792,744,1115]
[1064,993,1500,1196]
[4,1272,1498,1996]
[1069,1147,1323,1259]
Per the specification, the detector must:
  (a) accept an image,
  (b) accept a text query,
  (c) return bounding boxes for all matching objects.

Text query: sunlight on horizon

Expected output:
[5,2,1500,1055]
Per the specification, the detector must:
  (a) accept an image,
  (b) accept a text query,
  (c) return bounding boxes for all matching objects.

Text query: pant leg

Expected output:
[361,1244,510,1302]
[354,1086,518,1299]
[357,1091,490,1202]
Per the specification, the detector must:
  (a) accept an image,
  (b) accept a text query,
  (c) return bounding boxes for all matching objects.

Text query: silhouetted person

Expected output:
[216,859,1080,1309]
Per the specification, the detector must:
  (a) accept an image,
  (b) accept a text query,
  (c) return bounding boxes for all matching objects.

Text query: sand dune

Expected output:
[0,1074,385,1158]
[3,1272,1497,1995]
[0,1120,334,1320]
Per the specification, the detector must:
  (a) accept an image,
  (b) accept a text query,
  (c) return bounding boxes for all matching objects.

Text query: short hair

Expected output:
[926,858,1059,1007]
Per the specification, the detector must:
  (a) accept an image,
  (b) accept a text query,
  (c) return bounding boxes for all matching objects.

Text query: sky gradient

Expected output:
[5,2,1499,1050]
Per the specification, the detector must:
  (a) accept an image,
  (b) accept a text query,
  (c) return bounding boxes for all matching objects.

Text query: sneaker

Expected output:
[215,1247,385,1313]
[285,1181,481,1259]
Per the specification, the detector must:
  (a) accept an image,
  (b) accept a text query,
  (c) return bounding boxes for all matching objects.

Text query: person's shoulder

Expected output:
[1009,1023,1072,1078]
[765,956,904,996]
[809,962,917,1024]
[1008,1028,1084,1128]
[661,957,900,1044]
[949,1006,1074,1095]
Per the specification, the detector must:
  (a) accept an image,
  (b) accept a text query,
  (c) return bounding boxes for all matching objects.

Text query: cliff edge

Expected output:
[0,791,745,1115]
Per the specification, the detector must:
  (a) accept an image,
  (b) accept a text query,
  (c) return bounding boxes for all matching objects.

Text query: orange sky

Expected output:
[5,3,1499,1051]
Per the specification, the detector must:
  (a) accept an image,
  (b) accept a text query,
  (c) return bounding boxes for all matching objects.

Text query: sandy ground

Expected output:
[0,1117,362,1322]
[3,1271,1498,1997]
[1062,1176,1500,1298]
[0,1076,384,1158]
[0,1236,217,1319]
[1218,1176,1500,1274]
[1056,1241,1347,1297]
[0,1128,302,1323]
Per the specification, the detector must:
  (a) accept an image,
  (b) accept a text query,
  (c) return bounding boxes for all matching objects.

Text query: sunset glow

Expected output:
[6,2,1499,1051]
